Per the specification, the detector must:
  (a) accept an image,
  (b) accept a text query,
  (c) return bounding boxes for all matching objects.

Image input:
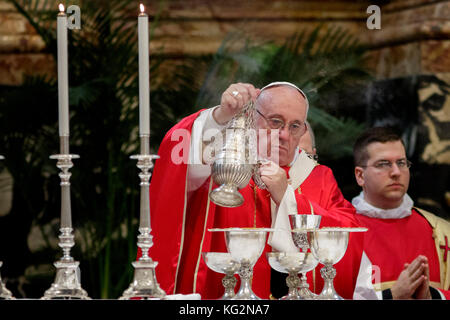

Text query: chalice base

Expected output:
[297,287,318,300]
[316,278,344,300]
[209,184,244,208]
[297,274,317,300]
[232,290,261,300]
[119,260,166,300]
[220,291,235,300]
[317,288,344,300]
[232,278,261,300]
[41,260,90,300]
[279,291,302,300]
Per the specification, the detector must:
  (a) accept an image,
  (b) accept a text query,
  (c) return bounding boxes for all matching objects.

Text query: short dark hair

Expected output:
[353,127,405,166]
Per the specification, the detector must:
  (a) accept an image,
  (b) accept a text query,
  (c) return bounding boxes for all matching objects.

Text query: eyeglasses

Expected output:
[255,109,307,136]
[359,159,412,171]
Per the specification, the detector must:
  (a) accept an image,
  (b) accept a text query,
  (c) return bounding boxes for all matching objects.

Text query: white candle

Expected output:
[57,4,69,137]
[138,4,150,136]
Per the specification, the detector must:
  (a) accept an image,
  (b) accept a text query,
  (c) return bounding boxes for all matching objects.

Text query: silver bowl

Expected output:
[289,214,322,230]
[289,214,321,298]
[267,252,317,300]
[308,228,349,300]
[310,229,349,264]
[202,252,240,300]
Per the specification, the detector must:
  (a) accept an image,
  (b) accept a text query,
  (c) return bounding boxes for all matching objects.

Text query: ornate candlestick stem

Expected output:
[0,156,15,300]
[119,135,166,299]
[41,137,90,299]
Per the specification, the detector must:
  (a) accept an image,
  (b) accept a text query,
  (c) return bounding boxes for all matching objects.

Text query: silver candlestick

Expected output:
[0,262,14,300]
[120,135,166,300]
[41,137,90,300]
[0,156,15,300]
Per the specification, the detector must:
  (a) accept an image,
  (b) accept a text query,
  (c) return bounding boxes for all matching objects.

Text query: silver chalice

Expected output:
[289,214,321,299]
[308,227,367,300]
[202,252,240,300]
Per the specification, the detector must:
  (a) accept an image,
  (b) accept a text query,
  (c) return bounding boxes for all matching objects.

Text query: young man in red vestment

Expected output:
[148,82,376,299]
[352,127,450,299]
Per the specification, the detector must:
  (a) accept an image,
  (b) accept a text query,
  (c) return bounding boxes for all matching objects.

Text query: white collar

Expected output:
[351,191,413,219]
[288,147,300,167]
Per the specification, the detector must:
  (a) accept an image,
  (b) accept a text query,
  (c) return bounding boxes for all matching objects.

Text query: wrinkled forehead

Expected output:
[258,81,309,115]
[256,88,308,121]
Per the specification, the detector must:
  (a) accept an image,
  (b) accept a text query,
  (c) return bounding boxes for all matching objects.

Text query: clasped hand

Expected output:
[391,255,432,299]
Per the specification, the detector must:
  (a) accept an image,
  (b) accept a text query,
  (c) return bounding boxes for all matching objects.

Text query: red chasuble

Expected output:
[355,209,450,299]
[145,110,364,299]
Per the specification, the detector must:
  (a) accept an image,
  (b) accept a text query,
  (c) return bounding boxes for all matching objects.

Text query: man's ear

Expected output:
[354,167,365,187]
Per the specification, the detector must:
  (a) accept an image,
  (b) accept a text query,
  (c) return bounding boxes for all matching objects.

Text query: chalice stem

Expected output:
[319,264,343,300]
[221,273,237,299]
[283,272,300,300]
[233,262,260,300]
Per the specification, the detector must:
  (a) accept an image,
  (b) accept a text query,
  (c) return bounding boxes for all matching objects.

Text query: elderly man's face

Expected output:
[255,86,308,167]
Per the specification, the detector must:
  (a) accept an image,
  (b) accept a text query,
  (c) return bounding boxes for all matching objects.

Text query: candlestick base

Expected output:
[120,225,166,300]
[119,259,166,300]
[41,260,90,300]
[0,262,14,300]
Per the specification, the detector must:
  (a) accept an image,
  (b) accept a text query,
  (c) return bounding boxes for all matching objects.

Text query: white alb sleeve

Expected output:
[187,107,225,192]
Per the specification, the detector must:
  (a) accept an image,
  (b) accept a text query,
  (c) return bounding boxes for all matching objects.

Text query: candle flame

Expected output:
[140,4,145,13]
[58,3,65,13]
